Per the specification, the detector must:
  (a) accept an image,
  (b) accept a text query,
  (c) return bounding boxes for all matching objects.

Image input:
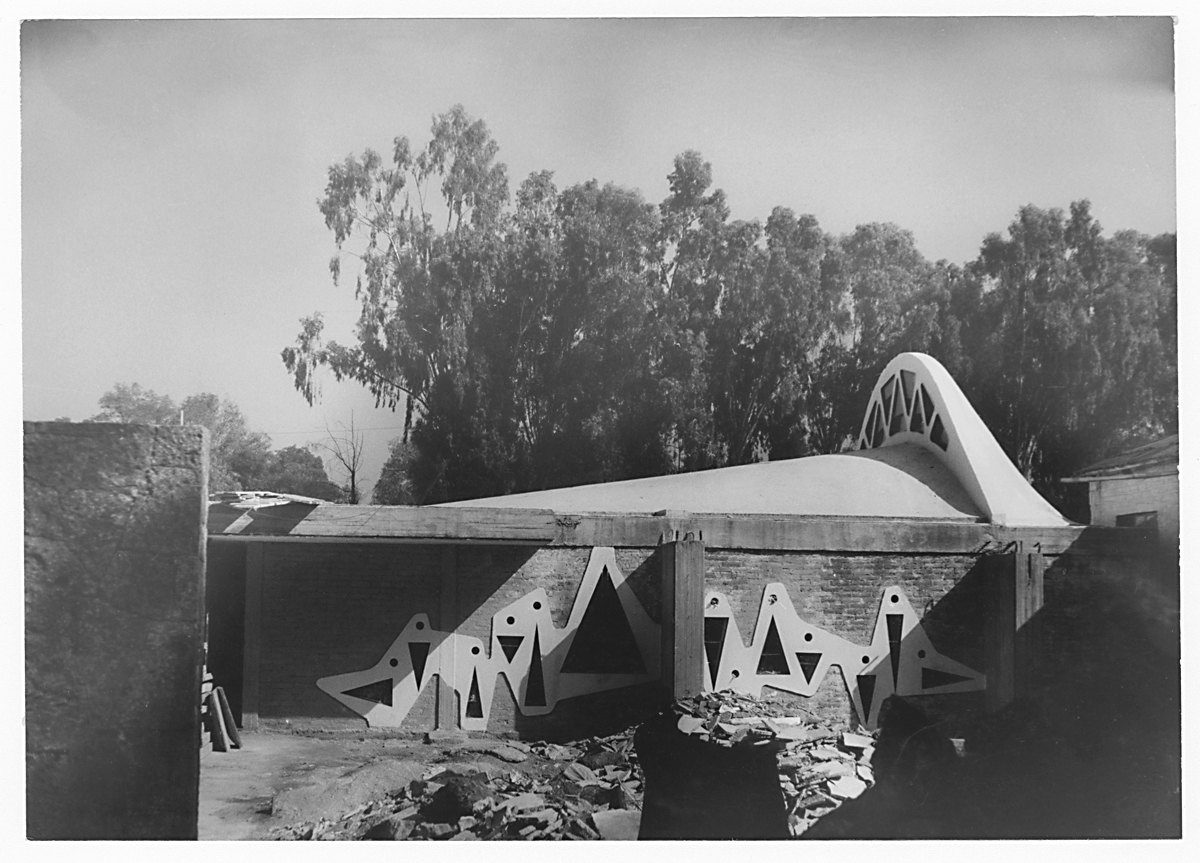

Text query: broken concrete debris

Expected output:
[645,691,878,838]
[270,690,880,840]
[270,728,643,841]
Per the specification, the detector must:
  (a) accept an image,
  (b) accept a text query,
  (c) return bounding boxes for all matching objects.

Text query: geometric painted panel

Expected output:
[316,546,661,731]
[701,583,985,729]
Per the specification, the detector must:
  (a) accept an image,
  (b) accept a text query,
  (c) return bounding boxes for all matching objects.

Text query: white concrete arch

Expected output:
[857,353,1068,527]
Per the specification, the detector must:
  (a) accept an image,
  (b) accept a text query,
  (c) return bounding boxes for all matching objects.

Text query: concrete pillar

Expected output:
[985,544,1045,711]
[241,542,264,732]
[434,545,462,735]
[660,535,705,702]
[24,422,208,839]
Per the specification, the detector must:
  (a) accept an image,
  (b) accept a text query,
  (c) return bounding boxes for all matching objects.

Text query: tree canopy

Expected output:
[286,105,1177,514]
[87,384,342,499]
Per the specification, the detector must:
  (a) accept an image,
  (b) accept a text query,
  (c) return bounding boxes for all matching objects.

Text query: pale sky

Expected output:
[19,16,1177,495]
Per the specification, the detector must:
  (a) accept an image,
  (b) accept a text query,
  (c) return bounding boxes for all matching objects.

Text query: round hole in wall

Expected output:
[918,650,926,659]
[804,633,813,642]
[730,670,740,678]
[533,601,542,610]
[416,621,425,630]
[472,646,480,655]
[389,658,398,667]
[890,595,899,603]
[507,616,515,625]
[862,655,870,664]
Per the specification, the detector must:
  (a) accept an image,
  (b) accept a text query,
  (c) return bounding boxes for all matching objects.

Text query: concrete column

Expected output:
[985,544,1044,711]
[241,542,264,731]
[435,545,460,733]
[660,535,705,702]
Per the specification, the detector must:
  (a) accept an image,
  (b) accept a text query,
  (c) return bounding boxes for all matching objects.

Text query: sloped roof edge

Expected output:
[856,353,1069,527]
[1062,435,1178,481]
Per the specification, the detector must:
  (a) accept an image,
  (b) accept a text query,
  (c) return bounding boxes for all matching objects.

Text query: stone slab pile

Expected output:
[270,729,643,841]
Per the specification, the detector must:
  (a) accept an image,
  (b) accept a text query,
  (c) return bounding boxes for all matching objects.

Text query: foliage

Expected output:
[373,438,419,505]
[287,106,1177,507]
[90,383,178,425]
[86,385,325,496]
[963,203,1176,501]
[245,446,344,501]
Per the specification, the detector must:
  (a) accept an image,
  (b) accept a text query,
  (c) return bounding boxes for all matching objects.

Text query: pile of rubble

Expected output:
[271,691,877,841]
[270,731,642,841]
[671,691,876,837]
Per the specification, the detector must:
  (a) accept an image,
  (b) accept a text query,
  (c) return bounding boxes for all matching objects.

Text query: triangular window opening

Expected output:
[889,386,906,435]
[881,376,896,419]
[900,369,916,406]
[930,415,949,451]
[909,396,926,434]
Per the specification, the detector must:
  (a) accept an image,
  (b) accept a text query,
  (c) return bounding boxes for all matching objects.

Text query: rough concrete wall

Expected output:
[25,422,208,840]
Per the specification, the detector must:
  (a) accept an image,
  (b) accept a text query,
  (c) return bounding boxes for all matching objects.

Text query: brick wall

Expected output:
[254,544,661,736]
[257,543,443,730]
[25,422,208,839]
[1089,473,1179,551]
[252,541,994,734]
[246,534,1164,739]
[705,550,989,726]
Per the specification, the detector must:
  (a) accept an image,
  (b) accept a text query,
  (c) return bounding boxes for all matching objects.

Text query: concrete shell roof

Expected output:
[440,442,984,521]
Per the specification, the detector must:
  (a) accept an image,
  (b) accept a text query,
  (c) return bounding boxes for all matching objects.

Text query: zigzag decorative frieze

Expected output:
[702,584,985,729]
[316,547,659,730]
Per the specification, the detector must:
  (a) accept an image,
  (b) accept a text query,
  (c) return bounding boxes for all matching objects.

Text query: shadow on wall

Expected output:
[509,550,665,742]
[805,537,1180,839]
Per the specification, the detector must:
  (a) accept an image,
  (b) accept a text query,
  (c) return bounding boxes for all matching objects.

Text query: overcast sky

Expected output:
[20,16,1176,495]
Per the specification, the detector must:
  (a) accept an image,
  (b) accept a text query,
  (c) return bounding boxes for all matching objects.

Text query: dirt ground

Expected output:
[200,732,447,839]
[199,730,610,840]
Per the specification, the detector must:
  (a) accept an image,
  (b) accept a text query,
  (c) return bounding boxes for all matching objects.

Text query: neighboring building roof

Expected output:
[440,442,983,521]
[209,490,329,508]
[1062,434,1179,483]
[444,353,1070,528]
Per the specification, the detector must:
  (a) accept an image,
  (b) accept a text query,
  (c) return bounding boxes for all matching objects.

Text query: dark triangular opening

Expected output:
[795,652,822,684]
[922,667,973,689]
[498,635,524,663]
[465,669,484,718]
[920,385,934,420]
[525,628,547,707]
[889,386,906,434]
[900,369,916,406]
[704,617,729,688]
[343,678,392,706]
[560,566,645,674]
[857,674,877,722]
[755,618,790,675]
[931,414,949,450]
[909,395,926,433]
[409,642,430,689]
[886,614,903,688]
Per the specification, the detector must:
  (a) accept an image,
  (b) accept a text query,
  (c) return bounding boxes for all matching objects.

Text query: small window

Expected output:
[1115,511,1158,530]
